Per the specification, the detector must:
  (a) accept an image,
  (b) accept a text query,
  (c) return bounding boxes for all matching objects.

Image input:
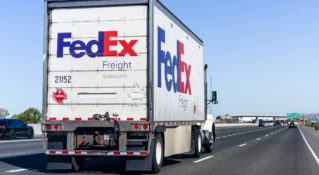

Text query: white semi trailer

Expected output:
[42,0,217,173]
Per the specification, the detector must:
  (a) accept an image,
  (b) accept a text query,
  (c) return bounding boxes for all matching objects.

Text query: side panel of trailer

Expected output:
[153,5,205,122]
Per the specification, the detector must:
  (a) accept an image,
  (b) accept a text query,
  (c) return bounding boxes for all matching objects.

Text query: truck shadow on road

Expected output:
[0,153,185,174]
[0,153,47,173]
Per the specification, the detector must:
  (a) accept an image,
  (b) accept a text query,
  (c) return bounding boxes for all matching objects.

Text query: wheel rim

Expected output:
[197,135,201,153]
[156,140,162,165]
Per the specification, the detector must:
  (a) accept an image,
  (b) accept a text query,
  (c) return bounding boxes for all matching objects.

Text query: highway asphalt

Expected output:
[0,126,318,175]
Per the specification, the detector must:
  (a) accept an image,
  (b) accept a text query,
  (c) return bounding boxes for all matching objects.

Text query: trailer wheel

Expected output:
[152,133,163,173]
[71,156,85,172]
[193,129,202,158]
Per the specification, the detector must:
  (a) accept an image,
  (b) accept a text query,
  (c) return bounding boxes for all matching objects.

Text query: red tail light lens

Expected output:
[53,124,60,130]
[45,124,51,131]
[133,124,140,130]
[143,124,149,130]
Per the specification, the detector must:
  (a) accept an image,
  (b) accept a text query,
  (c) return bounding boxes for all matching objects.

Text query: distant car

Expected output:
[288,121,296,128]
[274,121,282,126]
[258,122,265,127]
[0,119,34,139]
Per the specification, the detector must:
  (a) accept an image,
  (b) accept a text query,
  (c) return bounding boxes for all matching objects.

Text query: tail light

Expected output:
[131,124,149,131]
[0,126,6,129]
[132,124,140,130]
[43,124,62,131]
[45,124,51,131]
[53,124,60,130]
[142,124,149,130]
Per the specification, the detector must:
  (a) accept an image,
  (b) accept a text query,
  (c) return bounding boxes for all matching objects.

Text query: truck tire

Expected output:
[204,136,214,153]
[204,125,215,153]
[71,156,85,172]
[151,133,163,173]
[192,129,202,158]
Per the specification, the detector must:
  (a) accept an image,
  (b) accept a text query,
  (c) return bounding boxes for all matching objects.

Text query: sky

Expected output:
[0,0,318,117]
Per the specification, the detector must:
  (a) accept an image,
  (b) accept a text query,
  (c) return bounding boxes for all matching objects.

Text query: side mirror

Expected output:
[211,91,218,104]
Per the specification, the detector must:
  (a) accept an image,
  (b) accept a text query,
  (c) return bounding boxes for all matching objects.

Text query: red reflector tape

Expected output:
[140,118,147,121]
[88,118,94,121]
[75,118,82,121]
[127,152,133,156]
[62,118,69,121]
[49,150,56,154]
[75,151,81,155]
[127,118,134,121]
[114,152,120,155]
[50,117,57,121]
[62,151,68,155]
[140,151,148,156]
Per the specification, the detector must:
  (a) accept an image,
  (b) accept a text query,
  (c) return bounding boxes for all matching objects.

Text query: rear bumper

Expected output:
[45,150,148,157]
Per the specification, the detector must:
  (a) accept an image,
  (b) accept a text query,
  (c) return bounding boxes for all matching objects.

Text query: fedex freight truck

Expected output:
[42,0,216,173]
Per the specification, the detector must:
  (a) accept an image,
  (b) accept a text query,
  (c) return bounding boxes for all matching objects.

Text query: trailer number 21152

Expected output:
[55,76,72,83]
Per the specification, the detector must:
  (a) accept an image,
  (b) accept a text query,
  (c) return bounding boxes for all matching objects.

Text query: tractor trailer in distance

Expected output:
[42,0,216,173]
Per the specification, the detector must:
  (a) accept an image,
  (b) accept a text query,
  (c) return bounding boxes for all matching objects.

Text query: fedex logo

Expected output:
[157,27,191,95]
[57,31,138,58]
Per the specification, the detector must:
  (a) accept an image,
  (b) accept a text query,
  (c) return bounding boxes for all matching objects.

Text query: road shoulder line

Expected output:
[298,126,319,166]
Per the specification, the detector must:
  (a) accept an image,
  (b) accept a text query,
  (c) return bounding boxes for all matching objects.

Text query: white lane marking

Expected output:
[238,143,247,147]
[0,152,33,158]
[228,135,232,137]
[6,169,27,173]
[256,138,261,141]
[265,135,269,137]
[298,127,319,166]
[222,136,227,138]
[194,155,214,163]
[216,137,221,139]
[0,139,42,143]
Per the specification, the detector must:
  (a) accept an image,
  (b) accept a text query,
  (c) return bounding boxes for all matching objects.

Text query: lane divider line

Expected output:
[0,152,34,158]
[193,155,214,163]
[5,169,27,173]
[256,138,261,141]
[265,135,269,137]
[0,139,42,144]
[298,127,319,166]
[238,143,247,147]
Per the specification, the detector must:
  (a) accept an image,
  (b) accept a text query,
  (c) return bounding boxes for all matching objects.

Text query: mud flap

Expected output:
[125,152,153,171]
[125,139,154,171]
[47,156,72,170]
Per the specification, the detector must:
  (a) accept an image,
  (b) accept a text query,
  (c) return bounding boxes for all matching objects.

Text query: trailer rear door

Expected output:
[46,5,148,121]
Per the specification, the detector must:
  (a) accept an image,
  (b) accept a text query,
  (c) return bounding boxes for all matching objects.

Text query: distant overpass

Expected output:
[230,114,288,121]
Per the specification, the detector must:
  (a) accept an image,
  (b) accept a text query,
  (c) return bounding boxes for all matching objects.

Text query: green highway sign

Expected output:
[287,113,302,119]
[308,118,318,122]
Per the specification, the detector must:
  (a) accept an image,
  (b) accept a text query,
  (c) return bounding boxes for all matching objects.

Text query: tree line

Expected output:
[0,107,41,124]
